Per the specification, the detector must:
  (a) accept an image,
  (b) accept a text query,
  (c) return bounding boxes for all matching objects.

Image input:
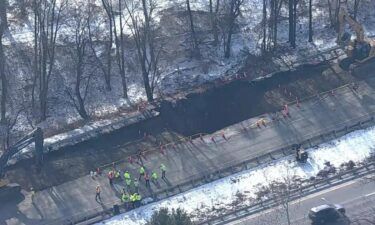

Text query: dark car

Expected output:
[308,204,345,224]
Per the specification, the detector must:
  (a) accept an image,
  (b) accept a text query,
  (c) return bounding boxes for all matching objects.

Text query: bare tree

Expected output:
[112,0,128,99]
[353,0,361,20]
[125,0,163,102]
[0,0,7,151]
[288,0,298,48]
[260,0,283,53]
[262,0,267,52]
[186,0,200,58]
[327,0,342,29]
[64,3,91,120]
[269,0,282,49]
[0,0,7,124]
[33,0,66,121]
[222,0,244,58]
[101,0,115,91]
[255,164,302,225]
[309,0,313,42]
[209,0,220,46]
[87,1,112,92]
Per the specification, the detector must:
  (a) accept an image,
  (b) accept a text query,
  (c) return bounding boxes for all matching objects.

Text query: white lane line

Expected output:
[365,191,375,197]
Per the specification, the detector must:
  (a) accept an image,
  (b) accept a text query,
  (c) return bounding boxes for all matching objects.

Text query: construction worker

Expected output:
[124,171,131,188]
[121,191,130,209]
[135,193,142,208]
[130,193,137,208]
[108,170,114,185]
[144,173,150,187]
[151,171,158,182]
[138,166,145,180]
[133,178,139,193]
[95,185,101,202]
[115,170,120,180]
[123,171,131,180]
[160,164,167,179]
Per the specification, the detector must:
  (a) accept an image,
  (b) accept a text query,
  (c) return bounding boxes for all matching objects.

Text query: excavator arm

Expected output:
[337,7,365,44]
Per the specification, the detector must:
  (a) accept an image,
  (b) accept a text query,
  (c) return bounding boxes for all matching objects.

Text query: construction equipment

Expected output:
[0,128,44,198]
[337,1,375,70]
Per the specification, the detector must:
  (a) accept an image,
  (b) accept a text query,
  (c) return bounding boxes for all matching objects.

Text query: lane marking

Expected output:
[365,191,375,197]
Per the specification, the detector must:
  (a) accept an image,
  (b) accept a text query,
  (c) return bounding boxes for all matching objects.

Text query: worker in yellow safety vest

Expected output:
[160,164,167,179]
[135,193,142,207]
[124,171,131,187]
[130,193,137,208]
[121,192,130,209]
[151,171,158,182]
[138,166,145,180]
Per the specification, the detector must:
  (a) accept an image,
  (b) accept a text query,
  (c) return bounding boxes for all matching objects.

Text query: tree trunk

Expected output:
[75,57,88,120]
[101,0,114,91]
[106,14,113,91]
[224,19,234,58]
[209,0,219,46]
[353,0,360,20]
[293,1,296,44]
[186,0,200,58]
[141,64,153,101]
[32,5,38,111]
[0,0,7,124]
[309,0,313,42]
[35,0,62,121]
[141,0,154,101]
[0,40,5,124]
[288,0,296,48]
[224,0,242,58]
[285,202,291,225]
[262,0,267,52]
[113,0,128,99]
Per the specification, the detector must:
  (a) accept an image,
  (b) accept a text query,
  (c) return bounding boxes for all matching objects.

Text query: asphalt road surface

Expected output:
[228,176,375,225]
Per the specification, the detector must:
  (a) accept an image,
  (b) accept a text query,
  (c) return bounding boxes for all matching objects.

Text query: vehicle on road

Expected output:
[308,204,346,224]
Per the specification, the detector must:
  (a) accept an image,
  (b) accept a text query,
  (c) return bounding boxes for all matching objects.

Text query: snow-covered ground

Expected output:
[95,126,375,225]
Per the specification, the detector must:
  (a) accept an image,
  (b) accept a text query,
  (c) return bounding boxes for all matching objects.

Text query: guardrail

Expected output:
[198,161,375,225]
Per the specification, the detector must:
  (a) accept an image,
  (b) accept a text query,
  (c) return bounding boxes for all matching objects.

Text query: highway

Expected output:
[228,176,375,225]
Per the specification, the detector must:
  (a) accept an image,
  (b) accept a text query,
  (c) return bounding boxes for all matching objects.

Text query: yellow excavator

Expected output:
[337,2,375,70]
